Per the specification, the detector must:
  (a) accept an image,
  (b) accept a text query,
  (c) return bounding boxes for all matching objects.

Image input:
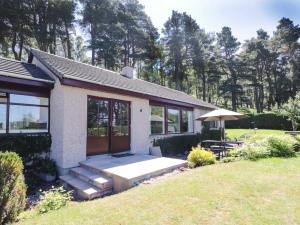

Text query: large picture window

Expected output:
[0,92,49,134]
[167,108,180,133]
[182,110,194,133]
[150,104,194,135]
[150,106,165,134]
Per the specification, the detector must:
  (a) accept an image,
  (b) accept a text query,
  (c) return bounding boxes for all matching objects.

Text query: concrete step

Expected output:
[69,167,113,190]
[60,174,112,200]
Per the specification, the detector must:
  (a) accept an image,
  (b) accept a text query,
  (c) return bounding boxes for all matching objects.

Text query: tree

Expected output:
[279,92,300,131]
[217,27,241,110]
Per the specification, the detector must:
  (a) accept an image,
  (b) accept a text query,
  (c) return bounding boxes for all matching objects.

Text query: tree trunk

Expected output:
[64,22,72,59]
[91,24,95,65]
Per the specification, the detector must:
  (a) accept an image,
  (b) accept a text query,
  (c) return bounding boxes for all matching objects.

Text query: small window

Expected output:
[182,110,194,133]
[150,106,165,134]
[167,108,180,133]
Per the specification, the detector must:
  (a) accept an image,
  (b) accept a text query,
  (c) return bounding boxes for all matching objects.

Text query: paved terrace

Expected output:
[80,154,187,193]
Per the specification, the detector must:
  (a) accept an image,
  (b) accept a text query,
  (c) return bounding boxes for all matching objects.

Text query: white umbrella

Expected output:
[196,108,247,141]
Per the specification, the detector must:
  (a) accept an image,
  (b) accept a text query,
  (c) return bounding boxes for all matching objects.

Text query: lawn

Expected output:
[226,128,286,140]
[17,157,300,225]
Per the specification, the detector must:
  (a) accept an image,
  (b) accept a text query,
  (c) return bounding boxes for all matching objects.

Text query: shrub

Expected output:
[242,145,270,161]
[153,134,201,156]
[33,158,57,176]
[0,134,52,164]
[221,156,238,163]
[0,152,26,225]
[187,147,216,168]
[37,186,72,214]
[267,137,296,158]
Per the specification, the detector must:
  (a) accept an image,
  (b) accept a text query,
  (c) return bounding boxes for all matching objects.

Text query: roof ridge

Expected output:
[30,48,121,76]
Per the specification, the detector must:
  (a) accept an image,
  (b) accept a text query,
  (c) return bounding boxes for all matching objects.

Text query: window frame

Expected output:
[150,102,194,135]
[0,91,50,135]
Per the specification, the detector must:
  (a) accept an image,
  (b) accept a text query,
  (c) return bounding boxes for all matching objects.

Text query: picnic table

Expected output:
[200,140,243,160]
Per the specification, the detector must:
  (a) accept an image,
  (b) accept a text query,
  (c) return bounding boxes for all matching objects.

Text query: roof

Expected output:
[0,57,54,83]
[30,48,216,109]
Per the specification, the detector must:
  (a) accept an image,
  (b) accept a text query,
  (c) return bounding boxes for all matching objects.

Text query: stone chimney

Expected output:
[121,66,137,79]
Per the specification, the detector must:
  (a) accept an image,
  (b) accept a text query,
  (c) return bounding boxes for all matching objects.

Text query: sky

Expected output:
[138,0,300,42]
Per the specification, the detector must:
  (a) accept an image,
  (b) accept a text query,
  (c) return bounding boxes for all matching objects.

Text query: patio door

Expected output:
[87,96,130,156]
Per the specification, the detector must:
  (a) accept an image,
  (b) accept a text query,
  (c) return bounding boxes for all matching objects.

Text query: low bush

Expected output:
[224,135,296,162]
[0,134,52,165]
[0,152,26,225]
[33,158,57,176]
[187,147,216,168]
[153,134,201,156]
[221,156,239,163]
[242,145,270,161]
[267,137,296,158]
[37,186,72,214]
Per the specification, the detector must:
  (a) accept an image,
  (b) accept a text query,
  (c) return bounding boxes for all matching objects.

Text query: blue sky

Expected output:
[139,0,300,42]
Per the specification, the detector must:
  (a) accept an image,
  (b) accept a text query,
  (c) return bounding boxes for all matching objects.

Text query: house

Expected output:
[0,49,216,198]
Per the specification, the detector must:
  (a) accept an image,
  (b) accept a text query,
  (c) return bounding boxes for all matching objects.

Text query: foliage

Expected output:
[221,156,239,163]
[0,152,26,225]
[33,158,57,176]
[1,2,300,114]
[187,146,216,168]
[153,134,201,156]
[278,92,300,131]
[37,186,72,214]
[225,135,296,161]
[225,113,294,130]
[0,134,52,165]
[267,136,296,158]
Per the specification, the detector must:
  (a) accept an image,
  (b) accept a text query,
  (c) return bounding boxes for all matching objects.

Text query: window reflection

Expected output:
[167,108,180,133]
[9,105,48,133]
[150,106,165,134]
[10,94,49,106]
[0,104,6,133]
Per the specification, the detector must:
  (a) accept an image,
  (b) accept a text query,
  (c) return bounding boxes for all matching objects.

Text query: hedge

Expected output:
[225,113,294,130]
[0,134,52,164]
[153,125,221,156]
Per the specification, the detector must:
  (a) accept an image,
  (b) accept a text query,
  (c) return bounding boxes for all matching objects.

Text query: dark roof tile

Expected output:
[0,57,54,83]
[30,48,216,109]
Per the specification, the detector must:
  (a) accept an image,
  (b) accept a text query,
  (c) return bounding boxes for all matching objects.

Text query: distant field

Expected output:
[226,129,286,140]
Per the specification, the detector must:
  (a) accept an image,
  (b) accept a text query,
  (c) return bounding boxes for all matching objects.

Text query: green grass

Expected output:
[226,129,286,140]
[17,157,300,225]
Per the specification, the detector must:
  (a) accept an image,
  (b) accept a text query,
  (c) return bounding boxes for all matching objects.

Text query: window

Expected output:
[167,108,180,133]
[0,104,6,133]
[150,106,165,134]
[182,110,194,133]
[0,92,49,134]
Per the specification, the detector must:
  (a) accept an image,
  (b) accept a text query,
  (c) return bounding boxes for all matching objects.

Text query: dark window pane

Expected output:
[87,98,109,137]
[10,94,49,106]
[9,105,48,133]
[112,102,129,136]
[150,106,165,134]
[182,110,194,133]
[0,104,6,133]
[0,92,7,103]
[167,108,180,133]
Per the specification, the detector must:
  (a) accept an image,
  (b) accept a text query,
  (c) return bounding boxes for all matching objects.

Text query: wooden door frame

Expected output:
[86,95,131,156]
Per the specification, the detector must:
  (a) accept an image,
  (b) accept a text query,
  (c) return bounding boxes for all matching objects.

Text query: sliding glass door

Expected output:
[87,96,130,156]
